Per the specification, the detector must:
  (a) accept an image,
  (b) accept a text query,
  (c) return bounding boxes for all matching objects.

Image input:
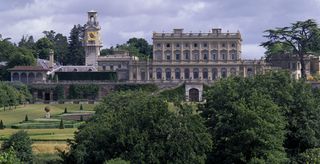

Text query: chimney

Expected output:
[49,49,54,68]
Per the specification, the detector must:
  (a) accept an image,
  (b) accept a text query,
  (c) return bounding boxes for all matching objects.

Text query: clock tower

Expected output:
[84,10,102,67]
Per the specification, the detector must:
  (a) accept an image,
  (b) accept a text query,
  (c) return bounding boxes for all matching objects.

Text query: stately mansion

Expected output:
[8,11,320,102]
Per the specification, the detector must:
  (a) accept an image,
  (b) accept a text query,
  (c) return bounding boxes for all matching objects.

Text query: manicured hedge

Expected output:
[11,121,83,129]
[114,84,158,92]
[68,84,99,99]
[56,72,117,81]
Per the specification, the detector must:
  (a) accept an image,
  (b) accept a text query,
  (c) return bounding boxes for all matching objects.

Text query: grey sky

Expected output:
[0,0,320,59]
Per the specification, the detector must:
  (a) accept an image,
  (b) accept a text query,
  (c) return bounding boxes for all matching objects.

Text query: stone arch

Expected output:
[28,72,35,83]
[20,72,27,83]
[12,72,19,81]
[189,88,199,102]
[156,68,162,80]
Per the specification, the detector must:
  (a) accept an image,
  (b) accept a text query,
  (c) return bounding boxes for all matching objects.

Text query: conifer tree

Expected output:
[59,119,64,129]
[24,114,28,122]
[0,120,4,129]
[64,107,67,113]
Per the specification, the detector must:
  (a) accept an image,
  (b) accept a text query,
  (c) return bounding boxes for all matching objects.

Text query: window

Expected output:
[203,43,207,47]
[203,53,208,60]
[102,66,106,71]
[185,52,190,60]
[193,53,199,60]
[149,68,153,79]
[165,68,171,80]
[118,64,121,68]
[176,53,180,60]
[156,68,162,79]
[221,68,227,78]
[184,68,190,79]
[203,68,208,79]
[212,68,217,80]
[110,65,114,70]
[185,43,189,47]
[231,54,236,60]
[176,43,180,48]
[175,68,180,79]
[193,68,199,79]
[166,53,171,60]
[194,43,198,48]
[155,52,162,60]
[212,53,216,60]
[231,43,236,47]
[222,54,226,60]
[222,43,225,47]
[73,69,78,72]
[157,43,161,48]
[166,43,170,48]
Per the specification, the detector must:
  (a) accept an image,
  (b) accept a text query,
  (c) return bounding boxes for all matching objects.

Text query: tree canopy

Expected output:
[63,91,212,164]
[261,19,320,79]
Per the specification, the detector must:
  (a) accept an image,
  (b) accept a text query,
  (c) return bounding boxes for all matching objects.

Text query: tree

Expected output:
[43,30,68,64]
[199,77,287,163]
[100,46,114,56]
[18,35,35,54]
[35,37,54,59]
[126,37,152,59]
[1,130,33,162]
[66,25,85,65]
[59,118,64,129]
[0,120,4,129]
[64,107,68,113]
[299,148,320,164]
[261,19,320,79]
[80,104,83,110]
[24,114,28,122]
[104,158,130,164]
[64,91,212,163]
[0,147,21,164]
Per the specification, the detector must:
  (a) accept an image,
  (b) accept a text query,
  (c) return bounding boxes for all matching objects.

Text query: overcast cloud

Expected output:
[1,0,320,59]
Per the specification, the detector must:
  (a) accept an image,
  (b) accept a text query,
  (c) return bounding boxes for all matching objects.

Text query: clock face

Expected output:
[87,32,97,41]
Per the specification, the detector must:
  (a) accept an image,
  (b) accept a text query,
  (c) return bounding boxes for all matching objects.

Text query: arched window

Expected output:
[212,68,218,80]
[175,68,181,80]
[156,68,162,79]
[12,72,19,81]
[184,51,190,60]
[230,68,236,76]
[184,68,190,79]
[36,73,43,81]
[88,69,92,72]
[211,50,218,61]
[247,68,253,77]
[193,68,199,79]
[73,68,78,72]
[193,52,199,60]
[165,68,171,80]
[20,73,27,83]
[203,68,208,79]
[165,52,171,60]
[221,68,227,78]
[28,73,35,83]
[175,50,181,61]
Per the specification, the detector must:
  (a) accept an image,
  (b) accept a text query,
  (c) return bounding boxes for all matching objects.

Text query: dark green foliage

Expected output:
[159,84,185,102]
[100,46,115,56]
[59,119,64,129]
[200,76,287,163]
[0,120,4,129]
[68,84,99,99]
[298,148,320,163]
[54,84,65,100]
[126,37,152,59]
[1,130,33,162]
[35,37,54,59]
[64,91,212,163]
[114,84,158,92]
[56,72,117,81]
[201,71,320,163]
[43,30,69,64]
[66,25,85,65]
[0,82,25,109]
[0,147,21,164]
[25,114,28,122]
[80,104,83,110]
[104,158,130,164]
[64,107,67,113]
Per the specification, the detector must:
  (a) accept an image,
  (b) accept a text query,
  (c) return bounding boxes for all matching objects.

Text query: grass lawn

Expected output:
[0,104,95,125]
[0,128,77,141]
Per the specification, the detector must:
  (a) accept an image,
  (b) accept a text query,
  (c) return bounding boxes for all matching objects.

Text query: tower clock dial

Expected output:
[87,31,97,41]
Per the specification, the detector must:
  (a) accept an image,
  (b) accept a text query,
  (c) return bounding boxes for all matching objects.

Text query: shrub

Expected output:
[80,104,83,110]
[1,130,33,162]
[0,120,4,129]
[64,107,67,113]
[25,114,28,122]
[59,119,64,129]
